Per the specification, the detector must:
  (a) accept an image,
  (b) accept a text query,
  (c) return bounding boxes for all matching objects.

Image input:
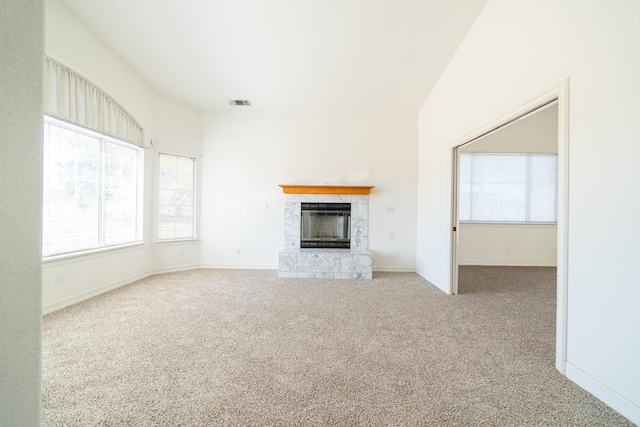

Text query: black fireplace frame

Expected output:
[300,202,351,249]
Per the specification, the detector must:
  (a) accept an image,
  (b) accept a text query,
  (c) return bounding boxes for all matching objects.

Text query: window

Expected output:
[158,153,196,240]
[42,117,144,258]
[459,153,557,222]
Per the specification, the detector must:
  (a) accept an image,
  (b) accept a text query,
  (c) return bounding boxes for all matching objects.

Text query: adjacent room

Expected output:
[1,0,639,425]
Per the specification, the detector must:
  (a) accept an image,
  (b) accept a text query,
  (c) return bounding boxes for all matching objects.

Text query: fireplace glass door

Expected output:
[300,203,350,248]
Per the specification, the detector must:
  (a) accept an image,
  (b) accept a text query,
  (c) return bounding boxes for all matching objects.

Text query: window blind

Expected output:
[158,153,196,240]
[459,153,557,222]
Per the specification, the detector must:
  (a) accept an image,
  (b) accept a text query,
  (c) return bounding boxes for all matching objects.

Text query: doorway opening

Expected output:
[449,81,569,374]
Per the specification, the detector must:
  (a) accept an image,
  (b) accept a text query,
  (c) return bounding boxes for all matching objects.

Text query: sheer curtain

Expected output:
[43,56,144,146]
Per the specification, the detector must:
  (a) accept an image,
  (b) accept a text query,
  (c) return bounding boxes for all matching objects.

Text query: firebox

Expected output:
[300,203,351,248]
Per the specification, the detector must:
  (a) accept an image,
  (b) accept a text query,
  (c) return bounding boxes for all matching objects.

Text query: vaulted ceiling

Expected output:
[61,0,487,111]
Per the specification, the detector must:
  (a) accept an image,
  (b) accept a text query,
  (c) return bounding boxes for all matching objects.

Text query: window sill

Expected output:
[155,238,199,245]
[42,241,145,265]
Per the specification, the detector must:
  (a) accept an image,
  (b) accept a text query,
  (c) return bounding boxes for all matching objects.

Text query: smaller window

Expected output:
[158,153,196,240]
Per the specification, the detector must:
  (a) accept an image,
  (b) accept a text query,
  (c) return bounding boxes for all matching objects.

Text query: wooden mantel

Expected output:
[279,184,375,195]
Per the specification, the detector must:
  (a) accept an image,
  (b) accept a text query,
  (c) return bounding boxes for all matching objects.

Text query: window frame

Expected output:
[156,152,197,242]
[42,116,145,261]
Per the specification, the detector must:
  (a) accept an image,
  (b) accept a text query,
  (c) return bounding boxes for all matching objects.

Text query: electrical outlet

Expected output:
[390,250,400,257]
[55,273,65,285]
[386,206,396,213]
[264,203,269,211]
[236,248,242,255]
[389,232,394,240]
[506,247,511,254]
[178,249,184,256]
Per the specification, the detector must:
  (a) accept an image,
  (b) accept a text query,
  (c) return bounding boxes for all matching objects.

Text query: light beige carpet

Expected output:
[42,267,634,426]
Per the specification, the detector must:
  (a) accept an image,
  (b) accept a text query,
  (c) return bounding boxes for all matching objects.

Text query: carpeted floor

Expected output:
[42,267,634,426]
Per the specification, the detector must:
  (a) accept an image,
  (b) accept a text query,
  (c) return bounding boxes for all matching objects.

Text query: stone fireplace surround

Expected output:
[278,185,374,279]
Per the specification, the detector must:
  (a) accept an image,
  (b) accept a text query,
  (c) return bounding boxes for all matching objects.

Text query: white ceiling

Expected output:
[61,0,487,111]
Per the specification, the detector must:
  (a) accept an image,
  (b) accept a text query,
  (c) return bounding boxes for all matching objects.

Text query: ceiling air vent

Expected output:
[229,99,251,106]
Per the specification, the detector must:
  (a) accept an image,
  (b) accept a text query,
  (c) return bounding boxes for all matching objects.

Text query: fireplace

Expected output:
[278,185,374,279]
[300,203,351,248]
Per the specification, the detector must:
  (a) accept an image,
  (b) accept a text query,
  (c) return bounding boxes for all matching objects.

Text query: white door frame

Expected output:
[449,79,570,374]
[451,145,460,295]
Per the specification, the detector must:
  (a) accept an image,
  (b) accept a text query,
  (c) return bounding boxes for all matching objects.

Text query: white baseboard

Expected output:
[197,264,416,273]
[459,262,557,267]
[566,362,640,425]
[43,264,205,315]
[42,270,152,315]
[151,263,202,275]
[41,264,420,315]
[373,266,416,273]
[199,263,278,270]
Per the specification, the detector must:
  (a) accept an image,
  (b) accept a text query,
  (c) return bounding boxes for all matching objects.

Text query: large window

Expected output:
[42,117,144,257]
[158,153,196,240]
[459,153,557,223]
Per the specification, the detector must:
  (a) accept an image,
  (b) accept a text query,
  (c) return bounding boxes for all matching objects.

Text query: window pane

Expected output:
[103,141,140,245]
[175,156,194,175]
[158,153,195,240]
[529,155,557,222]
[470,154,526,222]
[458,154,472,221]
[158,154,176,174]
[43,122,100,256]
[459,153,557,223]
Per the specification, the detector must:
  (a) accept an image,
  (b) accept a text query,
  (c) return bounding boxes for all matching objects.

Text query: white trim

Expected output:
[451,145,460,295]
[155,238,199,245]
[459,262,557,267]
[199,263,278,270]
[200,264,417,274]
[459,222,557,227]
[448,79,570,375]
[43,263,202,315]
[566,363,640,425]
[555,79,570,376]
[151,263,201,275]
[42,242,145,265]
[152,148,202,159]
[42,264,424,315]
[373,266,416,273]
[42,270,152,315]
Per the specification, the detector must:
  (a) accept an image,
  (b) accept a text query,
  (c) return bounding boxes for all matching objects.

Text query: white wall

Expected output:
[0,0,44,424]
[458,104,558,266]
[200,110,417,271]
[460,104,558,154]
[417,0,640,423]
[43,0,203,313]
[458,223,557,266]
[150,95,203,273]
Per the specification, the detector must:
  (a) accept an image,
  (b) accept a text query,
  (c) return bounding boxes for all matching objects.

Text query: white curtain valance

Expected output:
[43,56,144,145]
